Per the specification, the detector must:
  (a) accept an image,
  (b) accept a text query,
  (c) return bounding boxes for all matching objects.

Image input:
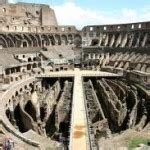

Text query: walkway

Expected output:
[70,69,88,150]
[38,70,121,78]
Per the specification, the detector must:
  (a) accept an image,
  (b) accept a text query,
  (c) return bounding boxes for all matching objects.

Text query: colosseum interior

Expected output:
[0,0,150,150]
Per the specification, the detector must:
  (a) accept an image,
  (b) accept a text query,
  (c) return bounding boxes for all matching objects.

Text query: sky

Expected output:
[9,0,150,29]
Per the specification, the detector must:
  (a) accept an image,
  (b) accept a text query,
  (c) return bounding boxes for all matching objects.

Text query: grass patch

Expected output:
[128,137,147,149]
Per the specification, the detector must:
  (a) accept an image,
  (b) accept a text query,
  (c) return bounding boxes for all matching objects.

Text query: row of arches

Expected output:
[5,62,42,76]
[5,80,41,111]
[90,32,150,48]
[0,33,82,48]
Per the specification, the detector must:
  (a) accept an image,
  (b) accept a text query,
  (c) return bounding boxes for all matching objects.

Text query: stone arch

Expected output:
[6,107,11,122]
[38,62,41,67]
[7,37,14,47]
[14,34,23,41]
[6,34,15,47]
[20,88,23,93]
[33,63,37,68]
[15,91,19,97]
[108,33,115,47]
[55,34,61,45]
[28,57,32,62]
[5,68,10,75]
[10,68,15,74]
[114,33,121,47]
[48,35,55,45]
[24,85,27,90]
[25,101,37,122]
[8,34,15,43]
[27,64,32,70]
[12,95,15,100]
[132,32,140,47]
[139,32,146,47]
[29,83,34,91]
[145,33,150,47]
[35,34,42,47]
[74,34,82,47]
[33,57,36,61]
[29,83,33,87]
[68,34,73,44]
[61,34,68,45]
[41,34,50,46]
[0,34,8,48]
[29,34,38,47]
[91,39,99,46]
[14,34,23,47]
[23,34,33,47]
[9,99,11,104]
[22,40,28,47]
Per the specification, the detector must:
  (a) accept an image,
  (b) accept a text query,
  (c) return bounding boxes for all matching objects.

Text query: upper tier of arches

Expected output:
[0,33,82,48]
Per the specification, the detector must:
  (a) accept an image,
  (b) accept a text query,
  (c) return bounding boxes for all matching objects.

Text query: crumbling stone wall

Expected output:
[84,78,150,146]
[0,3,57,26]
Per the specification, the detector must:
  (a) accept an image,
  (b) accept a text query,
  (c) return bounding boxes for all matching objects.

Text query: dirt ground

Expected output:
[98,128,150,150]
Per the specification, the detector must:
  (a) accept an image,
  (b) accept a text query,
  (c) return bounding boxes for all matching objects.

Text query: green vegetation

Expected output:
[128,137,147,149]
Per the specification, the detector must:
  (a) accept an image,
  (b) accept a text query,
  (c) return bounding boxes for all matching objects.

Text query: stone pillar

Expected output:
[9,100,15,125]
[93,53,96,59]
[88,53,91,59]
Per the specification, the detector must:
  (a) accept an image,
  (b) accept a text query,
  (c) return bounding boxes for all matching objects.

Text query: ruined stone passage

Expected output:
[70,69,89,150]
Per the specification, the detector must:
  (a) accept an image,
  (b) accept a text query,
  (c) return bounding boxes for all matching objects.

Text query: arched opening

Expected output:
[35,34,42,47]
[60,67,64,71]
[55,68,59,71]
[49,35,55,45]
[68,34,73,44]
[38,62,41,67]
[0,35,8,48]
[11,68,15,74]
[74,34,82,47]
[7,37,15,47]
[23,41,28,47]
[33,63,37,68]
[10,77,13,82]
[29,83,33,88]
[23,35,32,47]
[6,108,12,123]
[55,35,61,45]
[33,57,36,61]
[5,69,10,75]
[29,34,38,47]
[12,96,14,100]
[91,39,99,46]
[28,57,32,62]
[25,101,37,122]
[14,104,25,132]
[20,88,23,92]
[145,33,150,47]
[27,64,32,70]
[15,91,18,96]
[61,35,68,45]
[41,35,50,46]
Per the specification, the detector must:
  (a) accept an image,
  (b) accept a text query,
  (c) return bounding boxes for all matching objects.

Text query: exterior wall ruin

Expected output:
[0,3,57,26]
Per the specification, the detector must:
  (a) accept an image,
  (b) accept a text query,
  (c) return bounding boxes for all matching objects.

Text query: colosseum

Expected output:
[0,0,149,150]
